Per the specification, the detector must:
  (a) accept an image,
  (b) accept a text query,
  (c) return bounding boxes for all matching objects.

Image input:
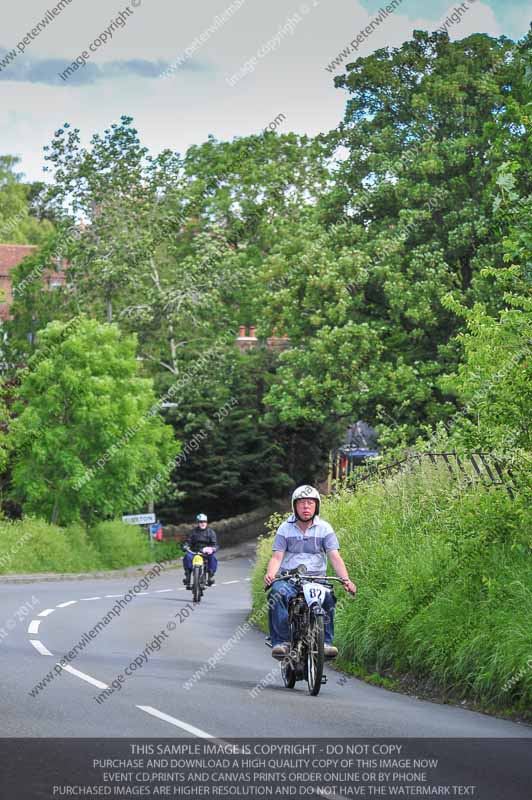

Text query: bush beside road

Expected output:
[0,517,153,575]
[251,463,532,718]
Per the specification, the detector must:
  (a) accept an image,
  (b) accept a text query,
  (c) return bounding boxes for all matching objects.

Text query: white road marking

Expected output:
[245,578,251,582]
[80,596,101,601]
[38,609,55,617]
[28,620,41,634]
[137,705,214,738]
[154,589,172,593]
[62,665,108,690]
[137,592,150,595]
[57,600,77,608]
[222,580,239,584]
[105,594,123,598]
[30,640,53,656]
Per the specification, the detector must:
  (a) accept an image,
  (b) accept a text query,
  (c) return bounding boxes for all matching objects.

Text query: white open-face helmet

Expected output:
[291,485,320,518]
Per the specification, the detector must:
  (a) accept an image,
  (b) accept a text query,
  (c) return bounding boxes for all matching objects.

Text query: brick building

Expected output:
[0,244,66,321]
[235,325,290,353]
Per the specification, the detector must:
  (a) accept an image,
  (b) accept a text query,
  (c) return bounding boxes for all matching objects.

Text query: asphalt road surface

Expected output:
[1,544,530,741]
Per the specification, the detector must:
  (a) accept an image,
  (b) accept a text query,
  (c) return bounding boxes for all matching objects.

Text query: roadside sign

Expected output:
[122,513,156,525]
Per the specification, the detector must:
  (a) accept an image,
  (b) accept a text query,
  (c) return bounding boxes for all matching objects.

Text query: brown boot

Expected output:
[272,643,290,659]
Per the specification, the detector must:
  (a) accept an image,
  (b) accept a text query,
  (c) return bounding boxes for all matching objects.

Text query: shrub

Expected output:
[251,464,532,712]
[0,517,102,574]
[88,520,153,569]
[0,517,160,574]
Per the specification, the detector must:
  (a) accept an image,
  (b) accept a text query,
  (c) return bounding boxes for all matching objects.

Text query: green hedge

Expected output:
[0,518,161,573]
[88,520,153,569]
[251,465,532,714]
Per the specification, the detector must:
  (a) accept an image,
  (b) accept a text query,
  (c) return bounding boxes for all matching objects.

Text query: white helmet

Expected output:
[291,485,320,518]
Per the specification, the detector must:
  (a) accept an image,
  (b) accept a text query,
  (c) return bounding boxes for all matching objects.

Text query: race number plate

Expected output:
[302,582,329,607]
[192,555,204,566]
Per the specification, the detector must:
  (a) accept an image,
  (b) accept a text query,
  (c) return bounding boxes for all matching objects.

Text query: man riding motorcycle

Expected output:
[182,513,218,589]
[264,485,357,659]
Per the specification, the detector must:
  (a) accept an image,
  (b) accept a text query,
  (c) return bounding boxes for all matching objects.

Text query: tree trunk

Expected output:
[150,257,179,374]
[50,498,60,526]
[167,318,178,374]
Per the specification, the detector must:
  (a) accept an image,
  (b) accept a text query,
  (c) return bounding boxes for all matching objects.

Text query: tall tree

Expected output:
[40,119,242,379]
[159,346,293,518]
[0,156,54,244]
[259,30,531,452]
[8,318,178,526]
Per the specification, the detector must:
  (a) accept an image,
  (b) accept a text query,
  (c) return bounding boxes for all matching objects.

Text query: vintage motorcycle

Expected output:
[266,565,347,696]
[183,545,212,604]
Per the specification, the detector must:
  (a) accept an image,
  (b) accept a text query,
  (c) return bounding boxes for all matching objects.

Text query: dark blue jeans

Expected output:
[268,579,336,646]
[183,552,217,573]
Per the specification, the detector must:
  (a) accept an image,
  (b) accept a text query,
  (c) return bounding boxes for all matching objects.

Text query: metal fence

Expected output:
[329,450,515,498]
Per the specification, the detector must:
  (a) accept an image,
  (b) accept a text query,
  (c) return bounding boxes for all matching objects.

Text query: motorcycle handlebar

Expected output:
[264,573,348,591]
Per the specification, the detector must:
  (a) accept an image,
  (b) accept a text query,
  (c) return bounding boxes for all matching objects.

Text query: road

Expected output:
[1,544,530,738]
[1,544,530,796]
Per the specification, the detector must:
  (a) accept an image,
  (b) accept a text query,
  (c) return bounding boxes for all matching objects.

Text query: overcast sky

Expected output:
[0,0,529,181]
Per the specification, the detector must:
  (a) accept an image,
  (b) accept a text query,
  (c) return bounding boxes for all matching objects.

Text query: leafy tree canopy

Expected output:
[8,317,178,526]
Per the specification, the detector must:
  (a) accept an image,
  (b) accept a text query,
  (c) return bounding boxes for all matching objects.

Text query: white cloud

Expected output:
[0,0,517,182]
[434,2,501,39]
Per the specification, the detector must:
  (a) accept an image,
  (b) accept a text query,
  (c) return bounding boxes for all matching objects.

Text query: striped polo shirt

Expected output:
[272,514,340,575]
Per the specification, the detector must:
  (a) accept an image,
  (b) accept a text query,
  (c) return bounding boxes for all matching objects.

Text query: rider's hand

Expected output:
[342,578,357,595]
[202,546,214,554]
[264,573,276,588]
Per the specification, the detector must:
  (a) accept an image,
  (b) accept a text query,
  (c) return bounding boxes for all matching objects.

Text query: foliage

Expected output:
[0,517,102,574]
[251,464,532,714]
[0,517,156,573]
[442,302,531,458]
[88,520,153,569]
[8,318,178,526]
[0,156,54,245]
[38,120,330,377]
[7,223,81,360]
[2,27,531,517]
[0,384,11,476]
[162,348,292,518]
[260,31,531,452]
[441,128,532,459]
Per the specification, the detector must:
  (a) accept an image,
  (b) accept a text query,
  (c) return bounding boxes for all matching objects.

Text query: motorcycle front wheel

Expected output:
[192,566,202,603]
[306,614,324,696]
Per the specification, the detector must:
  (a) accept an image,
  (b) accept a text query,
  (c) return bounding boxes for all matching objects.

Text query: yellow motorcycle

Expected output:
[184,546,210,604]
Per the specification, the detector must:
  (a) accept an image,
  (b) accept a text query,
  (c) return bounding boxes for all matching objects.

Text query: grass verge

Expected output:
[0,517,161,574]
[251,463,532,718]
